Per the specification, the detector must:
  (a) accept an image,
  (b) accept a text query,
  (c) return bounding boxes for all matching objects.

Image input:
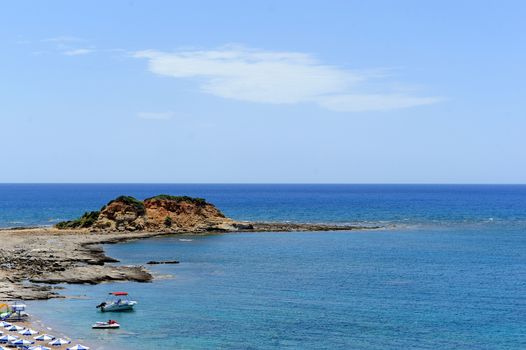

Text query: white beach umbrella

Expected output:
[6,325,24,332]
[0,322,11,328]
[29,346,51,350]
[19,328,38,336]
[67,345,89,350]
[10,338,34,346]
[48,338,70,346]
[0,334,18,343]
[34,334,55,342]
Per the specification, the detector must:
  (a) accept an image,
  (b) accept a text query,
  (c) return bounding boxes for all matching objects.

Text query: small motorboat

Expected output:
[92,320,120,329]
[96,292,137,312]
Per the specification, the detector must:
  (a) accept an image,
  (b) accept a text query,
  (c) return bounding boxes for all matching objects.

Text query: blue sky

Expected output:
[1,1,525,183]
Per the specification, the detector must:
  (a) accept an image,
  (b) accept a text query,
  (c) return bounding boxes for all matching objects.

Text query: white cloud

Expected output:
[62,48,94,56]
[317,94,442,112]
[42,36,83,44]
[133,46,440,112]
[137,111,174,120]
[41,36,96,56]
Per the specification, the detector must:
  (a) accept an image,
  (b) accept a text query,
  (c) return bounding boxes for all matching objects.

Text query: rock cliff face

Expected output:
[94,196,147,232]
[57,195,235,233]
[143,195,230,231]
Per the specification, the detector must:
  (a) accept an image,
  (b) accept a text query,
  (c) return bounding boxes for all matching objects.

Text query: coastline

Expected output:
[0,193,381,300]
[0,222,378,301]
[0,222,379,350]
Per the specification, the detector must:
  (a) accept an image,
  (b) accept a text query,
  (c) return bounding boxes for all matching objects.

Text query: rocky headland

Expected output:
[0,194,378,300]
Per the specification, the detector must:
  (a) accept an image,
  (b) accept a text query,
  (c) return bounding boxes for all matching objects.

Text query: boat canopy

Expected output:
[109,292,128,296]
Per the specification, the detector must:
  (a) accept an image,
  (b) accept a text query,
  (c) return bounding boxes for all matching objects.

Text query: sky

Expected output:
[1,1,525,183]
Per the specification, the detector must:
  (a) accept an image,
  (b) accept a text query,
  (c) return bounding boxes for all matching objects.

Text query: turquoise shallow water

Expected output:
[4,185,526,349]
[27,227,526,350]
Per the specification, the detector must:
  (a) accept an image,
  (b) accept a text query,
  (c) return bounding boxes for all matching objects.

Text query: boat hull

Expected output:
[100,301,137,312]
[92,323,120,329]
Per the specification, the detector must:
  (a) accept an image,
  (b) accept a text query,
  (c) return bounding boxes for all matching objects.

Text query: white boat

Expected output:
[92,320,120,329]
[96,292,137,312]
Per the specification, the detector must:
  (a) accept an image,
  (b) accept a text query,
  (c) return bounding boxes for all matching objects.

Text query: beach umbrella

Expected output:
[0,322,11,328]
[19,328,38,336]
[0,335,18,343]
[29,346,51,350]
[10,338,34,346]
[67,345,89,350]
[48,338,70,346]
[6,325,24,332]
[34,334,55,342]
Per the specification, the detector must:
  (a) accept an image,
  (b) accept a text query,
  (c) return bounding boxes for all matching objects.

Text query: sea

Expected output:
[1,184,525,349]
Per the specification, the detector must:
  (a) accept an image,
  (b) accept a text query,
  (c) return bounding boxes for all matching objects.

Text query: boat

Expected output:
[92,320,120,329]
[96,292,137,312]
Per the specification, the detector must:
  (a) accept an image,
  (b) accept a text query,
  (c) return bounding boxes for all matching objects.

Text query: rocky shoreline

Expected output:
[0,194,380,300]
[0,222,377,301]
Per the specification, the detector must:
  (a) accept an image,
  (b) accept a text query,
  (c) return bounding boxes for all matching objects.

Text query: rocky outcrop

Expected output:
[93,196,147,232]
[56,194,379,235]
[0,235,153,300]
[246,222,381,232]
[30,265,152,284]
[142,195,232,231]
[57,195,235,233]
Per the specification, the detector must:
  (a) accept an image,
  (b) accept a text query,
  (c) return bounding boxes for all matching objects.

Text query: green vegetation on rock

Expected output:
[145,194,207,205]
[55,194,213,230]
[107,195,145,213]
[55,211,100,229]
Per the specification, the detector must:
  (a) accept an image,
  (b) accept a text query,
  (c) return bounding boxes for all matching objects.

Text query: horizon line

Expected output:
[0,182,525,186]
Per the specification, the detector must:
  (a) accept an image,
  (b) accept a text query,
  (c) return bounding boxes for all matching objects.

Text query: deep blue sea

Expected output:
[1,184,525,349]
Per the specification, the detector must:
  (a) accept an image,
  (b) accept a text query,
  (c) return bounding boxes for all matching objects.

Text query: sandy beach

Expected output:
[1,314,86,349]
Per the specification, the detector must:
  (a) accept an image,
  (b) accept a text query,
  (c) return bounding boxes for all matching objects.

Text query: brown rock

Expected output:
[64,194,236,233]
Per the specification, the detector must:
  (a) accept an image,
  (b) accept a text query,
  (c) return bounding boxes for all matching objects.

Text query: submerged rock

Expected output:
[146,260,180,265]
[30,265,153,284]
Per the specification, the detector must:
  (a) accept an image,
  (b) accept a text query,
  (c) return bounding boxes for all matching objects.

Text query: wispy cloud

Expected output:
[62,48,94,56]
[42,36,83,44]
[137,111,174,120]
[41,36,97,56]
[133,46,441,112]
[317,94,441,112]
